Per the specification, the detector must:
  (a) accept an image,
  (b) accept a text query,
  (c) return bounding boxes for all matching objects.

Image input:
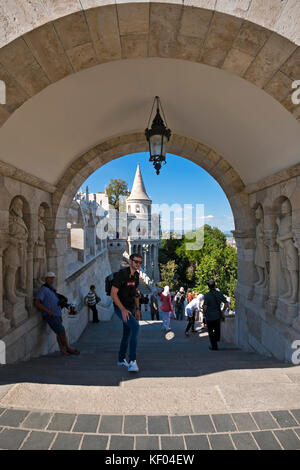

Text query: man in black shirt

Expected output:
[203,280,229,351]
[111,253,142,372]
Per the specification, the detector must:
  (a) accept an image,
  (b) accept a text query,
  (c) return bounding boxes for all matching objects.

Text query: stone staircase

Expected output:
[138,277,152,296]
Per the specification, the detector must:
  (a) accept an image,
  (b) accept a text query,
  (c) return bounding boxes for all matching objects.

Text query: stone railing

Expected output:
[139,267,154,288]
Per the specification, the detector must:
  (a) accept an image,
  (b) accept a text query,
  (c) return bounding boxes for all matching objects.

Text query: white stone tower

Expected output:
[126,164,159,281]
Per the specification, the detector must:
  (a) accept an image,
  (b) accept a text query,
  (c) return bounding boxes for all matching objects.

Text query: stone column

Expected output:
[264,230,279,315]
[26,238,34,315]
[0,242,11,337]
[128,241,132,257]
[46,229,68,289]
[153,243,160,282]
[232,230,256,300]
[143,246,147,272]
[292,230,300,332]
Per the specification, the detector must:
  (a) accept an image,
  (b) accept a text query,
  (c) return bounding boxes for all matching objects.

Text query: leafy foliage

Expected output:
[106,178,128,211]
[158,225,237,308]
[157,260,178,292]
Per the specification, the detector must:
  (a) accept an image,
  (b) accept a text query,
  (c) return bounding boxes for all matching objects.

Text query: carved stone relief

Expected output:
[276,199,299,304]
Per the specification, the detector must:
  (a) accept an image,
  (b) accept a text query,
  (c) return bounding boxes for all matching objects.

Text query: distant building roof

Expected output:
[127,163,151,202]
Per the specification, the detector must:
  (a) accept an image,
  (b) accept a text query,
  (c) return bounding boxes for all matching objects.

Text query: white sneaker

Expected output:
[117,359,129,367]
[128,360,139,372]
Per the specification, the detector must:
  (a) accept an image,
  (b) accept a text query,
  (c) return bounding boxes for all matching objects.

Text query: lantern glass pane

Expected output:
[150,134,162,157]
[162,135,168,158]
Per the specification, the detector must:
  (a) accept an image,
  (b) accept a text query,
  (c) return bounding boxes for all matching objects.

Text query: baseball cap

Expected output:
[45,272,56,278]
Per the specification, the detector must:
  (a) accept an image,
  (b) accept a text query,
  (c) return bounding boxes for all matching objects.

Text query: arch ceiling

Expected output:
[0,1,299,48]
[0,2,299,188]
[1,56,300,187]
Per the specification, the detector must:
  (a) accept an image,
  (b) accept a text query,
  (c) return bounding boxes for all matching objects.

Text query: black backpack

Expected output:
[105,272,115,296]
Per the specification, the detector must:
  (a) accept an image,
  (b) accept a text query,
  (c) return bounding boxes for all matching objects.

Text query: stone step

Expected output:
[1,316,299,416]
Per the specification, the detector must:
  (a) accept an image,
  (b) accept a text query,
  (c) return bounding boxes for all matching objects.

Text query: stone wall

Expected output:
[0,2,299,130]
[0,173,114,363]
[234,170,300,362]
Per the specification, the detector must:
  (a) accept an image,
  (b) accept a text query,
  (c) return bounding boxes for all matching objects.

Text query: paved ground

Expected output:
[1,313,300,449]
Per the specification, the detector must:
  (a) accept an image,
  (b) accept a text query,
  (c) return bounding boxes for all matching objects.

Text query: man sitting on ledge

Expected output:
[34,272,80,356]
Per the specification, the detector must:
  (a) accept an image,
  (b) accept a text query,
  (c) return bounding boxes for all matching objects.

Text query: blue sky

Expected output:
[82,152,234,233]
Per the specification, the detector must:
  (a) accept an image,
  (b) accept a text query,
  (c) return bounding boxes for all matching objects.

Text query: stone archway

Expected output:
[0,1,299,364]
[50,131,257,353]
[52,132,251,233]
[0,1,299,128]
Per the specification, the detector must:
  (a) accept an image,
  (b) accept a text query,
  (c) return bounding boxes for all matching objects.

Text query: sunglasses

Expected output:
[132,259,142,265]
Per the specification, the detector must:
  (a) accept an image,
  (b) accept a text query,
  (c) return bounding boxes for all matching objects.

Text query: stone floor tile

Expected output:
[184,435,210,450]
[148,416,170,434]
[271,410,298,428]
[124,415,146,434]
[109,435,134,450]
[161,436,185,450]
[0,409,29,427]
[21,431,56,450]
[98,415,123,434]
[208,434,235,450]
[81,435,109,450]
[252,431,282,450]
[231,413,258,431]
[73,414,100,433]
[231,432,259,450]
[273,429,300,450]
[51,432,82,450]
[135,436,160,450]
[294,428,300,438]
[211,414,237,432]
[0,428,29,449]
[22,412,52,430]
[47,413,76,431]
[252,412,279,430]
[170,416,193,434]
[290,409,300,424]
[190,415,215,433]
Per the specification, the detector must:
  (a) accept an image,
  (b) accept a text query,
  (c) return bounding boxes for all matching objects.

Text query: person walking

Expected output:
[202,280,229,351]
[185,293,204,336]
[160,286,173,332]
[110,253,142,372]
[186,289,194,304]
[34,272,80,356]
[150,288,159,321]
[84,285,100,323]
[174,287,186,321]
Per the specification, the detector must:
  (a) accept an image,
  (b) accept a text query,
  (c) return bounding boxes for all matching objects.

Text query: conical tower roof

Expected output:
[127,164,151,202]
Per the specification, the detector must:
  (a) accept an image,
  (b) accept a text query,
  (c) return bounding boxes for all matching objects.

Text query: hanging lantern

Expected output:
[145,96,171,175]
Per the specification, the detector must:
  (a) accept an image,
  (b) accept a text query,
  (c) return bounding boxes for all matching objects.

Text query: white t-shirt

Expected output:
[185,294,204,315]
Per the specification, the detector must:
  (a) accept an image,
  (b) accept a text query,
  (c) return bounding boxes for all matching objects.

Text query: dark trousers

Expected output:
[89,304,99,322]
[114,306,139,362]
[176,305,184,321]
[207,319,221,349]
[185,312,195,333]
[150,307,160,321]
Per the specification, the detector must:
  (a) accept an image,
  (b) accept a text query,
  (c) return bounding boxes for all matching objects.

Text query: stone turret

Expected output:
[126,164,152,219]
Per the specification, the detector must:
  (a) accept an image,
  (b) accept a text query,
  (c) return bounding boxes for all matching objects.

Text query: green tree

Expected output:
[158,225,237,308]
[106,178,128,211]
[158,260,178,292]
